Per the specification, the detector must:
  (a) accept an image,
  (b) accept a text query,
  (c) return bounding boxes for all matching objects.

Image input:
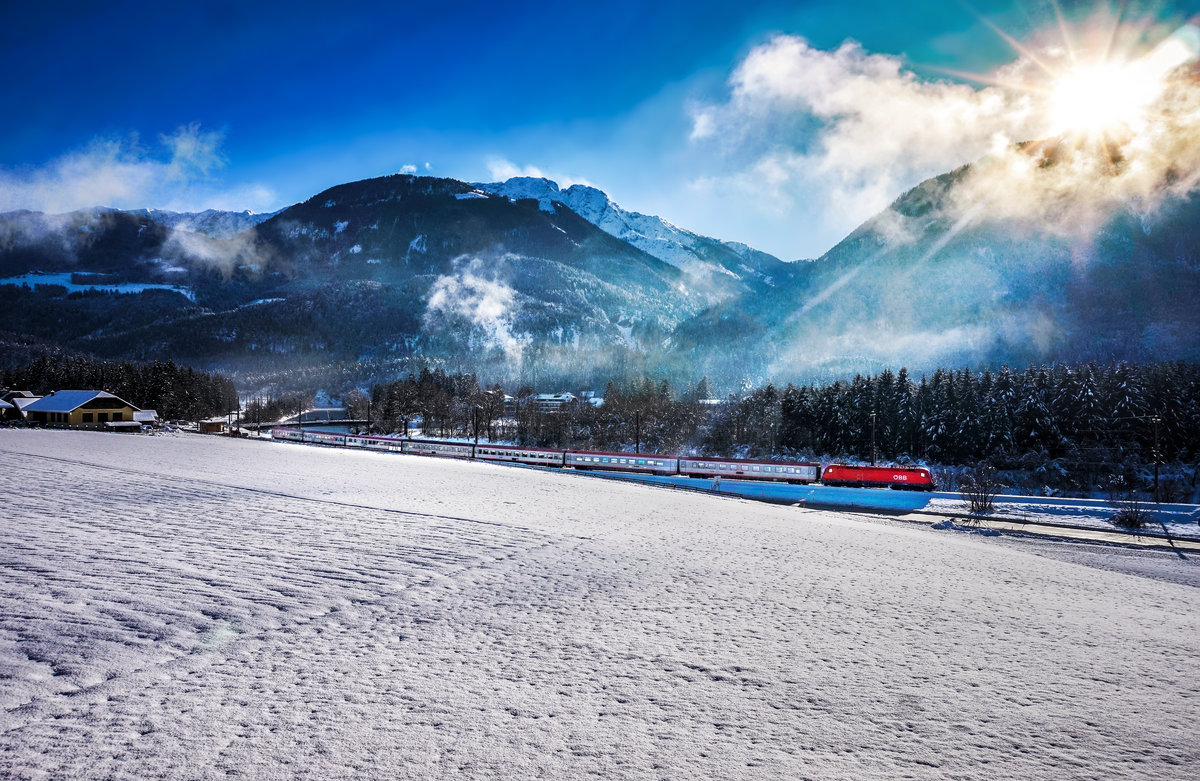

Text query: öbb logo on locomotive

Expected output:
[271,429,937,491]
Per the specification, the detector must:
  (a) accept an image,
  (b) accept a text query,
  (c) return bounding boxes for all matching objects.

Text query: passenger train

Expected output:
[270,428,937,490]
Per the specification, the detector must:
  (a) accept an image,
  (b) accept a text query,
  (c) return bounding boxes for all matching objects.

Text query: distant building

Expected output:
[580,390,604,408]
[279,407,349,425]
[533,393,576,413]
[1,391,40,421]
[133,409,161,427]
[23,390,140,429]
[10,396,42,420]
[11,398,41,422]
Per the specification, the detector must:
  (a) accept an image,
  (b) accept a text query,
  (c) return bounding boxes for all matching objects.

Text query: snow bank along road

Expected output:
[1,430,1198,780]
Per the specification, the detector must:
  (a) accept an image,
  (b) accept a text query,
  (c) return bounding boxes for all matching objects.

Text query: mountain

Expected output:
[475,177,798,303]
[672,151,1200,385]
[0,175,727,387]
[127,208,281,238]
[4,158,1196,393]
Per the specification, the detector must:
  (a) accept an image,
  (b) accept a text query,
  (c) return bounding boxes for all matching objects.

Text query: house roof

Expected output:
[133,410,159,422]
[23,390,140,414]
[12,397,41,410]
[0,399,12,409]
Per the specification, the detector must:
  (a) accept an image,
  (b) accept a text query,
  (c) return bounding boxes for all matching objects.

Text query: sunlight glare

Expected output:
[1048,60,1161,134]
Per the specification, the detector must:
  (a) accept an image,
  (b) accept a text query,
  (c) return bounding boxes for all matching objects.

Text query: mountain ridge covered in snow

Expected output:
[476,177,798,303]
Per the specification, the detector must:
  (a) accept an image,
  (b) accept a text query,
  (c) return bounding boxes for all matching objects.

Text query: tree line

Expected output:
[2,355,239,421]
[714,362,1199,476]
[358,362,1198,491]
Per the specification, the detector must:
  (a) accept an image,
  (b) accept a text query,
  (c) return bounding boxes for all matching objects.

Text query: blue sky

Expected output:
[3,0,1198,258]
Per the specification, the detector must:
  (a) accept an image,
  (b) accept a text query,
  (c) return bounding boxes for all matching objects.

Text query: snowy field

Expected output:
[1,430,1199,779]
[588,472,1200,540]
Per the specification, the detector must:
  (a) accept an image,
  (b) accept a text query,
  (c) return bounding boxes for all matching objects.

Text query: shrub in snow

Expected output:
[960,462,1002,515]
[1106,474,1151,529]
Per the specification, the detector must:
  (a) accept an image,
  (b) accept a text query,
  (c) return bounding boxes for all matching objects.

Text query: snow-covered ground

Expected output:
[0,272,196,302]
[1,430,1198,779]
[588,472,1200,540]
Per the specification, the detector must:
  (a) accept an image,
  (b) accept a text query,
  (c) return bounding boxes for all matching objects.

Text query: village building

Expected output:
[533,393,576,413]
[23,390,141,429]
[1,390,41,421]
[10,397,42,421]
[198,419,228,434]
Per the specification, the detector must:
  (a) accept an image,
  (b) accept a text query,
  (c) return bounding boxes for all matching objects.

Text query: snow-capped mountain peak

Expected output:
[475,176,793,302]
[122,207,281,238]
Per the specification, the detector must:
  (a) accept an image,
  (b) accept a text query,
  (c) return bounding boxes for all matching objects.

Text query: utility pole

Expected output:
[1151,414,1161,503]
[870,411,877,466]
[635,411,641,454]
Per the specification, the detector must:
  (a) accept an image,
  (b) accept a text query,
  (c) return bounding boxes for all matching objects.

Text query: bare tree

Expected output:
[960,462,1002,515]
[1106,473,1150,529]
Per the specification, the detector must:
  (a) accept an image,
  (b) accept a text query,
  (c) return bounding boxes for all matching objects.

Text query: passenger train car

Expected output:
[678,456,819,484]
[565,450,677,476]
[270,429,936,490]
[474,444,565,467]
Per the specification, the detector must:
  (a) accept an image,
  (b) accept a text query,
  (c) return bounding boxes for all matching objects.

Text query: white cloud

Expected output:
[484,157,592,187]
[399,164,418,174]
[0,124,277,215]
[424,255,530,362]
[485,157,547,182]
[691,35,1044,234]
[689,21,1200,253]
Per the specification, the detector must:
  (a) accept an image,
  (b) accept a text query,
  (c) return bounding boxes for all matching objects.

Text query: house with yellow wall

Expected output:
[23,390,141,429]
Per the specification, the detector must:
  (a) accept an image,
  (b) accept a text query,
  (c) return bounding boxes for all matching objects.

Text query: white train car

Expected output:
[403,439,474,459]
[303,431,347,447]
[678,457,819,484]
[564,450,678,476]
[345,434,403,451]
[271,428,304,442]
[474,444,565,468]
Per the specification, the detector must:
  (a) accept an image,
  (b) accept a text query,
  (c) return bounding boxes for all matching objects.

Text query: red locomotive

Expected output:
[821,463,936,491]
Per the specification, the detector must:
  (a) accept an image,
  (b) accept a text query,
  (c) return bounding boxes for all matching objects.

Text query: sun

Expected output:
[1047,59,1163,135]
[954,11,1199,144]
